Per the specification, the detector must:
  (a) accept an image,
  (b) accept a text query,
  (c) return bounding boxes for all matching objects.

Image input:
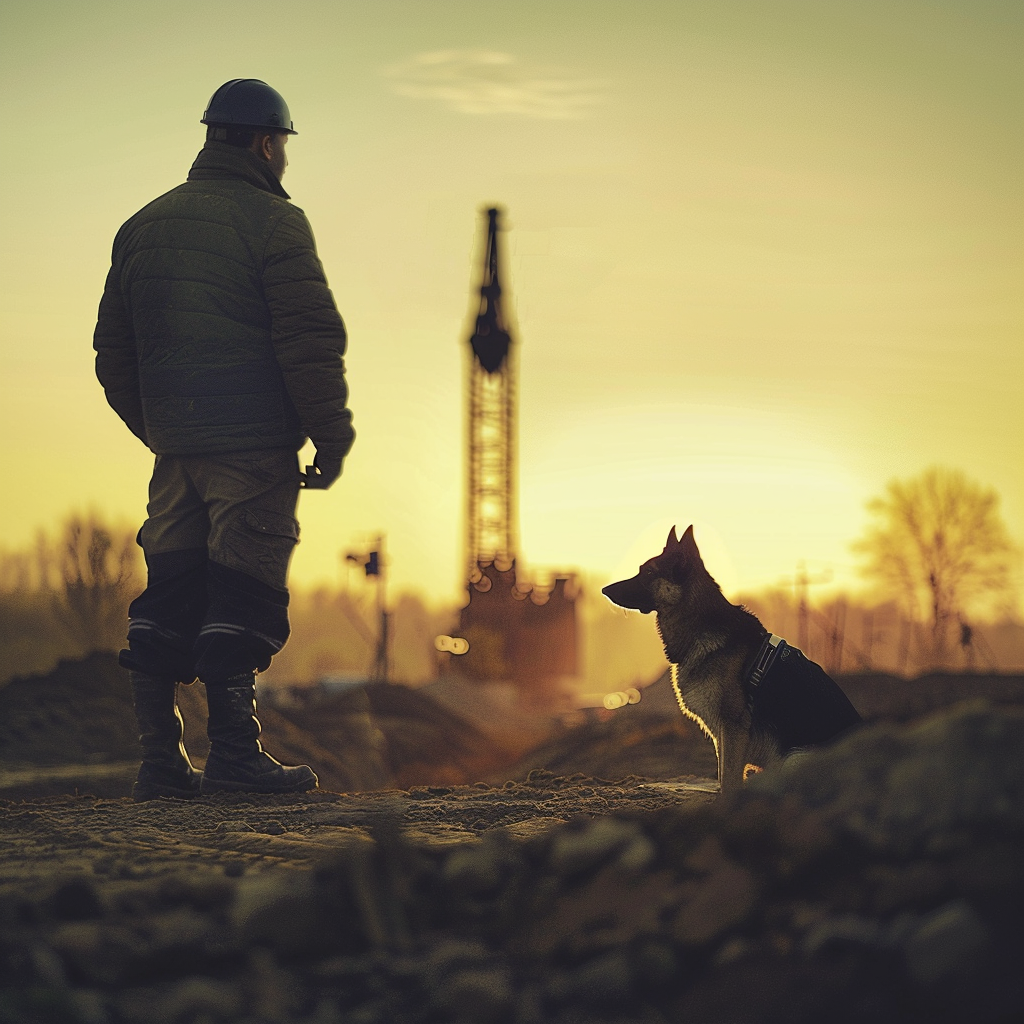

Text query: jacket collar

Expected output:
[186,141,291,199]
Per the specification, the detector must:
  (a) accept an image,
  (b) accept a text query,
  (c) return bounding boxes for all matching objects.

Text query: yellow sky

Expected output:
[0,0,1021,607]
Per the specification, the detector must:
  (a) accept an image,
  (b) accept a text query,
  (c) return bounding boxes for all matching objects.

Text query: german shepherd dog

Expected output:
[603,526,861,794]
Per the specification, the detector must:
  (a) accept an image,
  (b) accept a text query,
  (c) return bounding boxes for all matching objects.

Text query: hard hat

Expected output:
[201,79,297,134]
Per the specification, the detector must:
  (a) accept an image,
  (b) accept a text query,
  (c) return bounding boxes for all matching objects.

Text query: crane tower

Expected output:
[466,207,516,577]
[451,207,579,699]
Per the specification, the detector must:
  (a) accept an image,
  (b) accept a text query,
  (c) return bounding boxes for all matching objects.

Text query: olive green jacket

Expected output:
[94,142,354,461]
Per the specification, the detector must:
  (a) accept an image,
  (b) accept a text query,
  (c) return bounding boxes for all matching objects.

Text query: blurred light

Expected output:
[435,635,470,655]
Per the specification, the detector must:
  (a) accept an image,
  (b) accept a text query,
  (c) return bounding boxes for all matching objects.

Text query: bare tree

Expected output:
[46,514,142,653]
[853,467,1019,667]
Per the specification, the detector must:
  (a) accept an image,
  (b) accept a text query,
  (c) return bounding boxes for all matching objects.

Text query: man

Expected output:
[94,79,354,799]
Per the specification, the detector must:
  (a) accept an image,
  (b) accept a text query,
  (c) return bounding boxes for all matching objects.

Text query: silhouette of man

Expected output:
[94,80,354,799]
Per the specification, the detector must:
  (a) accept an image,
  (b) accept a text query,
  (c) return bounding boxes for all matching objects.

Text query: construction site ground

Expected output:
[2,657,1024,1023]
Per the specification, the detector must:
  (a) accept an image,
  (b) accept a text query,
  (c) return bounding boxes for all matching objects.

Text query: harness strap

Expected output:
[747,633,785,695]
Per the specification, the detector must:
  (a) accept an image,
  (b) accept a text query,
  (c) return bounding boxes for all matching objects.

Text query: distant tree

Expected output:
[853,467,1019,666]
[44,514,142,653]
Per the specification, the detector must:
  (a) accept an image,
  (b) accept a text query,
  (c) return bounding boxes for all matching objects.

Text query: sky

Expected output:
[0,0,1021,609]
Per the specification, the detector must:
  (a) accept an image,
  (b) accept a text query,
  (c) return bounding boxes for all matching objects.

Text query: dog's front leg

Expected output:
[717,724,750,796]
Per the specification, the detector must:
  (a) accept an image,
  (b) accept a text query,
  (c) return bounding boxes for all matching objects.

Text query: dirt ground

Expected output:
[0,775,715,886]
[3,661,1024,1023]
[4,707,1024,1024]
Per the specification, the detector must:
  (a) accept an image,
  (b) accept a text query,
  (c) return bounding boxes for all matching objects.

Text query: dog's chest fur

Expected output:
[670,664,723,745]
[656,603,753,751]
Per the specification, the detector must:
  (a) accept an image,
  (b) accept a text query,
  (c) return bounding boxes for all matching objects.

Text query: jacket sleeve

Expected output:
[263,207,355,462]
[93,261,148,446]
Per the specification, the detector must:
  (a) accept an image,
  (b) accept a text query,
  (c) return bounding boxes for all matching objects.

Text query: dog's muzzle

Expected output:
[602,576,655,615]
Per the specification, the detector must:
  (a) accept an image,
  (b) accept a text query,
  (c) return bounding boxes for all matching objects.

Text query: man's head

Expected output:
[201,79,295,179]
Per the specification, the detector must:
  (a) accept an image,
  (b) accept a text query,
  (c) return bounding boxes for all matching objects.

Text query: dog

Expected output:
[602,525,862,794]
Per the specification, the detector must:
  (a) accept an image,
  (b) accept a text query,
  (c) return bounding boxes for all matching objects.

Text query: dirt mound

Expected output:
[500,672,719,782]
[0,657,516,799]
[4,655,1024,802]
[502,668,1024,786]
[0,652,138,765]
[1,702,1022,1023]
[838,670,1024,722]
[268,682,508,790]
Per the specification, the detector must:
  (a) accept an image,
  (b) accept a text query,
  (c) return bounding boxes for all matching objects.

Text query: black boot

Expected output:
[130,672,202,801]
[201,674,318,794]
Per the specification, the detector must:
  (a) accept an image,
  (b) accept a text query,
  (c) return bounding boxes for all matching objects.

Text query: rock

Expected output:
[232,875,327,956]
[143,907,219,966]
[547,819,644,879]
[673,861,760,947]
[443,846,504,894]
[631,938,678,986]
[421,938,492,983]
[430,966,516,1022]
[159,977,243,1024]
[903,899,990,989]
[802,914,888,956]
[157,872,235,911]
[548,950,634,1008]
[615,832,656,874]
[46,876,104,921]
[748,702,1024,857]
[49,920,137,986]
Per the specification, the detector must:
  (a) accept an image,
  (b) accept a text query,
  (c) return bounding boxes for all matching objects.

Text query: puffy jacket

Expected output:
[93,141,354,461]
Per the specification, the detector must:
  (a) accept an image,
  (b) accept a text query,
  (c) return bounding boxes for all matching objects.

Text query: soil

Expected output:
[2,657,1024,1023]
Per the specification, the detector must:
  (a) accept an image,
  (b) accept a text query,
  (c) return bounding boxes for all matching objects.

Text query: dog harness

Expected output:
[743,633,863,749]
[744,633,787,705]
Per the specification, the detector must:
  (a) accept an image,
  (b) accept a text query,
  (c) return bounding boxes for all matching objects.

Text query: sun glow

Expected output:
[520,403,867,597]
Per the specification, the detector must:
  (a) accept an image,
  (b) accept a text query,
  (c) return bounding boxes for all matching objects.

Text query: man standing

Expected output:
[94,79,354,799]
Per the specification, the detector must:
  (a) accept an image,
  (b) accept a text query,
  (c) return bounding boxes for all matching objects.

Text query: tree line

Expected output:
[0,467,1020,688]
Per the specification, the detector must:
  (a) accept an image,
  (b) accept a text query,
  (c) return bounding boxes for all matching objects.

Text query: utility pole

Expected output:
[345,536,389,684]
[826,598,847,675]
[370,535,389,684]
[861,608,874,670]
[788,562,832,653]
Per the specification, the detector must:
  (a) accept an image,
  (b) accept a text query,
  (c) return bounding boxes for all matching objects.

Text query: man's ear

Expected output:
[250,133,273,161]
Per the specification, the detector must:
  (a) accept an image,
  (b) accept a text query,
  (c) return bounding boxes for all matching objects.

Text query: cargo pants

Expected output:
[119,450,301,684]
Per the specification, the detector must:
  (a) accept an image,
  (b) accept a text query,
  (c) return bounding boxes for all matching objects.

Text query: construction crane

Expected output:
[466,207,517,581]
[450,206,579,699]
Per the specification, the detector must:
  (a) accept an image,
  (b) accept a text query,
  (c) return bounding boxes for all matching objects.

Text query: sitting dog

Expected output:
[602,525,862,794]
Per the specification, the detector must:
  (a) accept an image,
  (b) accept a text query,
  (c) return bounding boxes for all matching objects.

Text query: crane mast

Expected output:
[466,207,516,578]
[452,205,578,701]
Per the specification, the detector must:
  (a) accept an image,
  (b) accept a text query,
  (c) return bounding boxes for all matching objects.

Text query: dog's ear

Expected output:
[680,525,700,559]
[665,525,680,549]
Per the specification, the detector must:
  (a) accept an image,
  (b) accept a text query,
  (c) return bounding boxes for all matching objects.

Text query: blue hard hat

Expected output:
[201,79,297,134]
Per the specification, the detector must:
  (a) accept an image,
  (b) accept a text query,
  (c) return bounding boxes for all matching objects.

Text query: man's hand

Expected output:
[301,454,343,490]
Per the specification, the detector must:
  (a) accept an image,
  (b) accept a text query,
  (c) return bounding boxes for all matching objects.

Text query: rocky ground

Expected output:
[1,701,1023,1022]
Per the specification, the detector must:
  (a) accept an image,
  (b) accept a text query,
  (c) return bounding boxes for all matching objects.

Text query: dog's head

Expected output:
[602,525,709,614]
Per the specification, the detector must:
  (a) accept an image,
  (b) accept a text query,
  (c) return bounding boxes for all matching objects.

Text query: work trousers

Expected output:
[119,450,301,684]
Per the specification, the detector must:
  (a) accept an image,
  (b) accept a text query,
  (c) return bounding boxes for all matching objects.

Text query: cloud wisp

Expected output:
[384,50,605,120]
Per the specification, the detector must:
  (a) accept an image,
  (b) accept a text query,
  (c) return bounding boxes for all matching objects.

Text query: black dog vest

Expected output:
[744,634,862,753]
